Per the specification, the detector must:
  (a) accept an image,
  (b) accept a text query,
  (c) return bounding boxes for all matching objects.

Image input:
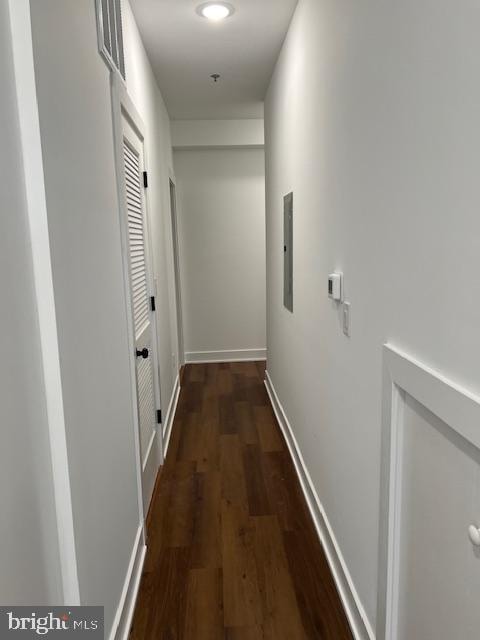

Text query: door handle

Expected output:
[136,348,149,359]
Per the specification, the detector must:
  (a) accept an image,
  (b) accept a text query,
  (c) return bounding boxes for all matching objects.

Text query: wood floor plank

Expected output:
[262,451,298,532]
[219,394,238,435]
[255,361,266,378]
[283,529,353,640]
[231,361,250,375]
[217,366,234,395]
[188,363,206,383]
[268,450,315,533]
[190,471,222,569]
[204,362,220,386]
[242,361,260,378]
[253,515,306,640]
[235,400,259,446]
[243,445,272,517]
[247,381,269,407]
[131,547,190,640]
[184,568,224,640]
[143,460,197,572]
[221,500,264,628]
[220,434,249,509]
[232,373,249,402]
[130,362,353,640]
[203,373,220,402]
[163,461,198,548]
[254,405,283,452]
[225,626,266,639]
[196,412,220,473]
[184,380,204,413]
[164,408,185,464]
[176,412,203,463]
[128,571,157,640]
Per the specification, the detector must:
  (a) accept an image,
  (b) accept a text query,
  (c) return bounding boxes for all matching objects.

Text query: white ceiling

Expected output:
[129,0,298,120]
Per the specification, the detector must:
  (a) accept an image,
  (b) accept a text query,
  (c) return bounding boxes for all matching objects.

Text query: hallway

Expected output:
[5,1,480,637]
[130,362,352,639]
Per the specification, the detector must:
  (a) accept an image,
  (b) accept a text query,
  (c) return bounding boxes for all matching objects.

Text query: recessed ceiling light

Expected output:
[196,2,235,21]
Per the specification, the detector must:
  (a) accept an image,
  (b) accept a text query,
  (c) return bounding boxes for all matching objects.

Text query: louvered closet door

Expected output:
[122,119,157,466]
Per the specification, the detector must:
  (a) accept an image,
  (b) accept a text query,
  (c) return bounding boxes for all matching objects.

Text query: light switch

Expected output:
[328,273,343,301]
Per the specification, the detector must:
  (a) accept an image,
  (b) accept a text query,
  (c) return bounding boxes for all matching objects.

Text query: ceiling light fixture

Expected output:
[196,2,235,21]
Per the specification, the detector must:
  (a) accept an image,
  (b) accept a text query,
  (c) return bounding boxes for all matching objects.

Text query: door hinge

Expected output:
[156,409,162,424]
[150,296,156,311]
[143,171,148,188]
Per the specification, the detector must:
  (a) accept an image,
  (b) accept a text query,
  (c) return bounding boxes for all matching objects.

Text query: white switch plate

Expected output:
[328,272,343,301]
[343,302,351,337]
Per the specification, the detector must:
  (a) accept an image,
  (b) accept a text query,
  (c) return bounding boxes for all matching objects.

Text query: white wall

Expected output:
[0,0,62,604]
[174,148,266,361]
[29,0,139,626]
[265,0,480,634]
[172,119,264,149]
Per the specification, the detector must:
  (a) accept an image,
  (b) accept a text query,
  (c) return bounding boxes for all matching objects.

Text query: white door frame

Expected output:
[110,73,163,523]
[168,177,185,367]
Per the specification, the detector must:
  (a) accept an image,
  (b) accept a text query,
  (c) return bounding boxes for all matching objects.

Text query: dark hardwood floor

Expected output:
[130,362,353,640]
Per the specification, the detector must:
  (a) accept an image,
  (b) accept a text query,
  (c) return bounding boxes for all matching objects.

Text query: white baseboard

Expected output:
[264,371,375,640]
[185,348,267,364]
[109,524,147,640]
[162,373,180,457]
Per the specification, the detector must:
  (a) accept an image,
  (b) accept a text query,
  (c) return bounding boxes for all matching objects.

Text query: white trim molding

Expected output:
[265,371,375,640]
[185,348,267,364]
[377,344,480,640]
[163,374,181,457]
[109,524,146,640]
[8,0,80,605]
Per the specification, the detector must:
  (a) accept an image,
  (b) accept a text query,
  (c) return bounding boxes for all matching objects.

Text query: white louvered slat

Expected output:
[124,141,149,337]
[136,354,156,458]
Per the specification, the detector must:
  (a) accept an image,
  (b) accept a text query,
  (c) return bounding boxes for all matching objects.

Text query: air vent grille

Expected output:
[96,0,126,80]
